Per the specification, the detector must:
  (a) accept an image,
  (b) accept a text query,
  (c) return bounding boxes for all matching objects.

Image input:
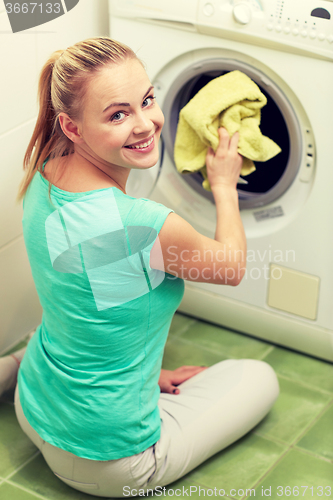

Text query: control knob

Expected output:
[233,3,252,24]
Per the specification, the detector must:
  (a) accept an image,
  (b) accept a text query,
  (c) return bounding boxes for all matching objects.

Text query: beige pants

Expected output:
[15,359,279,498]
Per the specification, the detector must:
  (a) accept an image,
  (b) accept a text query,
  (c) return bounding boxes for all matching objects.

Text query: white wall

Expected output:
[0,0,109,354]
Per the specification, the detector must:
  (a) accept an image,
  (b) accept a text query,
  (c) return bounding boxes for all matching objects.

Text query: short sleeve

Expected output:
[122,197,173,287]
[124,197,173,237]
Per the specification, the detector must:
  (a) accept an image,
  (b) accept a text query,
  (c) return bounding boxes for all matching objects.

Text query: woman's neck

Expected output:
[42,152,129,194]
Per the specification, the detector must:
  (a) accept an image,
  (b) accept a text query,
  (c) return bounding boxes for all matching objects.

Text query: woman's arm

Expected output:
[150,128,246,286]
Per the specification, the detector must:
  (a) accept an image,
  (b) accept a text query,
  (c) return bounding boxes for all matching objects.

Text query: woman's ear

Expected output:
[58,113,83,144]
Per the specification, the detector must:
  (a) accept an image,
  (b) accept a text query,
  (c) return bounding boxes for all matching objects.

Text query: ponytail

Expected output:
[17,37,137,202]
[17,51,66,201]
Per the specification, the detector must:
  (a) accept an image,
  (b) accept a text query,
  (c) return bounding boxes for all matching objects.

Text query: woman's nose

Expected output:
[133,111,153,135]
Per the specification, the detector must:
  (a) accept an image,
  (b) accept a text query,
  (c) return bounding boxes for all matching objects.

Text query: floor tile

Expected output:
[185,433,287,500]
[10,453,114,499]
[0,403,38,478]
[168,313,197,337]
[177,321,272,359]
[296,403,333,461]
[162,336,228,371]
[255,449,333,499]
[263,347,333,393]
[253,377,332,444]
[0,482,42,500]
[159,479,212,499]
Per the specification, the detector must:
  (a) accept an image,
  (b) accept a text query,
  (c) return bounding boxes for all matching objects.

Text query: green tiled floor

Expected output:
[1,313,332,500]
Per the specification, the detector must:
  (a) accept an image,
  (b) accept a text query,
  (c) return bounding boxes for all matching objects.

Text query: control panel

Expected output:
[109,0,333,60]
[197,0,333,60]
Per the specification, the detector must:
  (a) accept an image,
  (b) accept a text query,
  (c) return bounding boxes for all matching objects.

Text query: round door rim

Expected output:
[159,57,304,210]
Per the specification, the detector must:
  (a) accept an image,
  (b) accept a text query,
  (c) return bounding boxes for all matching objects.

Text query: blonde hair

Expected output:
[17,37,137,201]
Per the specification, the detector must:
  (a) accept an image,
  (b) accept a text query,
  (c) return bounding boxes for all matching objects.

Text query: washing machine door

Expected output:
[161,57,304,210]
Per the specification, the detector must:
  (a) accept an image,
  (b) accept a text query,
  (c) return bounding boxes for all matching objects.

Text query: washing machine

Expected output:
[109,0,333,362]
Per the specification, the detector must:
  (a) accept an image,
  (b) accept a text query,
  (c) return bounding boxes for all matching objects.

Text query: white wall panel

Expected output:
[0,12,38,136]
[0,237,42,355]
[35,0,109,71]
[0,121,35,248]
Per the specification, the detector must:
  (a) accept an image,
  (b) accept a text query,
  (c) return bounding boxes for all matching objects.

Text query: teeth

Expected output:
[128,137,153,149]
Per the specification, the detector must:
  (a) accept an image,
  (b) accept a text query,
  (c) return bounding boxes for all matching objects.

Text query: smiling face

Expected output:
[73,58,164,174]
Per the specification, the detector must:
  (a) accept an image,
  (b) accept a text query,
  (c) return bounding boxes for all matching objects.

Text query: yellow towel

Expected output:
[174,70,281,190]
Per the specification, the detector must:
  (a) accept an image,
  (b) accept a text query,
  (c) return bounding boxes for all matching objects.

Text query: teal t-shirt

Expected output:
[18,169,184,460]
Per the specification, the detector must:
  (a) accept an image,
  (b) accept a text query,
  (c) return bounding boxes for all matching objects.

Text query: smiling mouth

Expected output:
[125,136,154,150]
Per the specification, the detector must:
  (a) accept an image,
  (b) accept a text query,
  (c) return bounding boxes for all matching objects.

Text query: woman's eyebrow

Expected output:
[143,85,154,100]
[103,85,154,113]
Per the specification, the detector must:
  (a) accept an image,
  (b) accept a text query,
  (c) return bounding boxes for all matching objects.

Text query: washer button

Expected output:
[301,29,307,37]
[203,3,214,16]
[275,24,282,32]
[292,28,299,36]
[318,33,325,41]
[233,4,252,24]
[284,26,291,34]
[327,34,333,43]
[267,23,273,31]
[309,30,316,39]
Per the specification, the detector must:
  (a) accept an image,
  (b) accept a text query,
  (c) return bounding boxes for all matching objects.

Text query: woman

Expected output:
[5,37,278,497]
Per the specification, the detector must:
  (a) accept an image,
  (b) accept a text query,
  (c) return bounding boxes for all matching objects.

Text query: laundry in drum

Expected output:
[174,70,281,191]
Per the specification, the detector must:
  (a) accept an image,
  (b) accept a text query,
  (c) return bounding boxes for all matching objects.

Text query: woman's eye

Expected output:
[142,96,156,108]
[111,111,125,122]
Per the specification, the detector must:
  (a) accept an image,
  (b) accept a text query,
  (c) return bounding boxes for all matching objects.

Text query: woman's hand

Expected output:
[158,366,207,395]
[206,127,243,190]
